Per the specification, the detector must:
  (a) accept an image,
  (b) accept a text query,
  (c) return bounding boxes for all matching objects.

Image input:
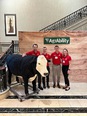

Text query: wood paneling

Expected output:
[19,31,87,82]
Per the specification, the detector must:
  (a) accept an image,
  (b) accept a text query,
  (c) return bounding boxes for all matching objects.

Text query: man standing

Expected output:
[51,45,62,88]
[23,44,43,91]
[42,47,51,88]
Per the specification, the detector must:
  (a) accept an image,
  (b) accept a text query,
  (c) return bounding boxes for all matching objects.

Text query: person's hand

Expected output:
[22,53,26,57]
[67,69,70,74]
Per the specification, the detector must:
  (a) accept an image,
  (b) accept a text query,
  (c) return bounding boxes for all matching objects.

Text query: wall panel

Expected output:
[19,30,87,82]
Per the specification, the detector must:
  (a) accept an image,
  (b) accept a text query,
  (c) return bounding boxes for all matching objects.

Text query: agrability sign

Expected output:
[44,37,70,44]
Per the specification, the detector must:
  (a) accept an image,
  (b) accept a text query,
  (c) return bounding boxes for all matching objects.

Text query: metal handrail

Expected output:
[40,5,87,31]
[0,41,14,65]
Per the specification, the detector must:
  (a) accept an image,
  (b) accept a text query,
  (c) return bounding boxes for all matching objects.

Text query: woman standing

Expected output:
[62,48,72,91]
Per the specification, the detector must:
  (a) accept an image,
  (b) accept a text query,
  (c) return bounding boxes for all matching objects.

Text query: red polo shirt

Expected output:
[51,52,62,65]
[62,55,71,66]
[26,50,40,56]
[42,53,51,66]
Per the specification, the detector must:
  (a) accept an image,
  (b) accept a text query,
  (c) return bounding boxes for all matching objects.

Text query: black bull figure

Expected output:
[6,54,48,95]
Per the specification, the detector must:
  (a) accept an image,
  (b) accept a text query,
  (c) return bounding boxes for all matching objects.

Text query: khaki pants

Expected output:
[52,64,61,85]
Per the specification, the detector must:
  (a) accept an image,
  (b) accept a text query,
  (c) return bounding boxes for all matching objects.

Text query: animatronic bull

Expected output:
[6,54,48,95]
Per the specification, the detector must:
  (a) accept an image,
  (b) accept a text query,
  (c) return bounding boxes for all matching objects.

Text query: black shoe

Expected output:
[47,86,50,88]
[62,85,68,89]
[38,86,43,90]
[62,86,66,89]
[57,84,61,88]
[43,86,46,89]
[53,84,55,88]
[65,87,70,91]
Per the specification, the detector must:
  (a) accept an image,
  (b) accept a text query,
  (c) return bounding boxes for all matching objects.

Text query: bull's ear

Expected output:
[40,55,45,59]
[37,55,46,62]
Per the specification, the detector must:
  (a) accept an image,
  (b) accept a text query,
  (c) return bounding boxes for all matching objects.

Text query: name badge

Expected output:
[55,56,58,59]
[63,60,65,63]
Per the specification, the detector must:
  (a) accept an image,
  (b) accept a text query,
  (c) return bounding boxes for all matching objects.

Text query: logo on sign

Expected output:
[44,37,70,44]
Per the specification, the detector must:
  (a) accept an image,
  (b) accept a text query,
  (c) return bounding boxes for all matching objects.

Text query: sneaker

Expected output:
[65,87,70,91]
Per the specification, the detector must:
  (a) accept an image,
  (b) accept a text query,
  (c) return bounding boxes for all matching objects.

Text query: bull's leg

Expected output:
[23,77,29,95]
[32,77,36,92]
[8,67,12,85]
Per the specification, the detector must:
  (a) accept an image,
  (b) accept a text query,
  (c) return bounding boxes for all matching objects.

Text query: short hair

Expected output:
[43,47,47,49]
[32,44,38,47]
[54,45,59,48]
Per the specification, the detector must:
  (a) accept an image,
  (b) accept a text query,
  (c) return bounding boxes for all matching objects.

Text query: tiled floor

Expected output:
[0,82,87,115]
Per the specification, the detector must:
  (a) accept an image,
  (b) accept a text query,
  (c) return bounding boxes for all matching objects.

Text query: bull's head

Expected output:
[36,55,48,77]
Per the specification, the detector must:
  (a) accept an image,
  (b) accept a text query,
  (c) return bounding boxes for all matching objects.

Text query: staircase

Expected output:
[0,41,19,65]
[40,5,87,31]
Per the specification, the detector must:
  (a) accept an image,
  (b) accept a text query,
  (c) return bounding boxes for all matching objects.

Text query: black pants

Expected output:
[62,65,70,86]
[42,66,50,87]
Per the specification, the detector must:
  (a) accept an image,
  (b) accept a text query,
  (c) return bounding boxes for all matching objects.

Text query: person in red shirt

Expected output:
[51,45,62,88]
[26,45,40,56]
[23,44,43,91]
[62,48,72,91]
[42,47,51,89]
